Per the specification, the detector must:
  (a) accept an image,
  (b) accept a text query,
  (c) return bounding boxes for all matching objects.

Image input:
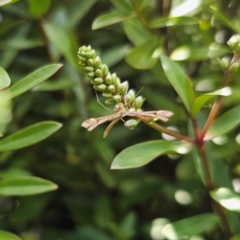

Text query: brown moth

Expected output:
[82,109,173,137]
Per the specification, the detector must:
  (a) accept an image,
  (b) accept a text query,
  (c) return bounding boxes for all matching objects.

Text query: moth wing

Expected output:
[81,118,98,131]
[155,110,173,122]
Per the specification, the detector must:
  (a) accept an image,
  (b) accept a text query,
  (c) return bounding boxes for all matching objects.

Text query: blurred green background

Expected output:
[1,0,240,239]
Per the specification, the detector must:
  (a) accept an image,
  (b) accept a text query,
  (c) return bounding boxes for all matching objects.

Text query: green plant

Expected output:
[79,1,240,239]
[0,25,62,239]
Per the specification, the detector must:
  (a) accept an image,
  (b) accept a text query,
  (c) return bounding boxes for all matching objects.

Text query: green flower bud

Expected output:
[128,89,135,99]
[227,35,240,52]
[105,98,116,105]
[85,66,94,73]
[133,96,145,109]
[101,64,109,77]
[113,94,122,103]
[105,75,112,84]
[92,78,103,84]
[111,73,117,84]
[87,59,94,66]
[117,81,129,94]
[107,85,115,93]
[90,80,98,85]
[125,89,135,103]
[94,56,101,68]
[229,62,240,73]
[86,49,96,59]
[95,69,103,77]
[220,57,230,71]
[102,92,113,98]
[79,50,86,57]
[79,61,87,67]
[79,56,87,63]
[124,119,139,130]
[87,72,95,78]
[93,84,107,92]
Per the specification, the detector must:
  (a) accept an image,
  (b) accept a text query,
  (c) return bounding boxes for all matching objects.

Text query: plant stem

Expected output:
[201,53,240,138]
[138,116,195,144]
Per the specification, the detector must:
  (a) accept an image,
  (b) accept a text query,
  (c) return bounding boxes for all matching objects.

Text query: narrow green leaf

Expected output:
[124,18,153,46]
[161,56,194,111]
[43,23,78,68]
[0,38,43,50]
[203,5,239,32]
[101,45,130,68]
[191,87,232,117]
[67,0,96,29]
[32,79,78,92]
[205,105,240,140]
[109,0,133,12]
[0,230,21,240]
[162,213,218,240]
[0,121,62,152]
[150,16,199,29]
[0,50,18,69]
[125,38,162,70]
[0,0,18,7]
[171,44,229,61]
[170,0,201,17]
[0,176,58,196]
[28,0,51,18]
[0,67,11,89]
[210,188,240,212]
[4,64,62,99]
[92,11,135,30]
[111,140,191,169]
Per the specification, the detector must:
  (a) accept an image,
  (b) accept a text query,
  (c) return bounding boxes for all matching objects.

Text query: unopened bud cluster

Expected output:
[220,35,240,74]
[78,46,145,112]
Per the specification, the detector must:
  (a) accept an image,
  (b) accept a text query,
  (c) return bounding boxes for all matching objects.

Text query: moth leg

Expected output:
[103,117,121,138]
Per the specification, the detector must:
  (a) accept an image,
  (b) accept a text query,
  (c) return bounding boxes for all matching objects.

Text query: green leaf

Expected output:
[162,213,218,239]
[124,18,153,46]
[203,5,239,32]
[67,0,97,29]
[205,105,240,140]
[0,38,43,50]
[210,188,240,212]
[170,44,229,61]
[101,45,130,68]
[191,87,232,117]
[0,230,21,240]
[170,0,201,17]
[32,79,78,92]
[161,56,194,111]
[111,140,191,169]
[0,176,58,196]
[0,121,62,152]
[4,64,62,99]
[150,16,199,29]
[0,67,11,89]
[28,0,51,18]
[92,11,135,30]
[0,0,18,7]
[109,0,132,12]
[125,38,162,70]
[43,23,78,68]
[0,50,18,69]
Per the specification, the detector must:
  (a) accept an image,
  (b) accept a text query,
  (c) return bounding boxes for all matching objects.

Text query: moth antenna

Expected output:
[135,87,144,97]
[95,90,112,112]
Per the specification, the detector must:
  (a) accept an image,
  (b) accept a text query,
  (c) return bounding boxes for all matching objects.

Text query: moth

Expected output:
[82,109,173,138]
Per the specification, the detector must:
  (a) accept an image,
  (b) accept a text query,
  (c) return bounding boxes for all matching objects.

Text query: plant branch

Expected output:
[137,116,195,144]
[201,54,240,138]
